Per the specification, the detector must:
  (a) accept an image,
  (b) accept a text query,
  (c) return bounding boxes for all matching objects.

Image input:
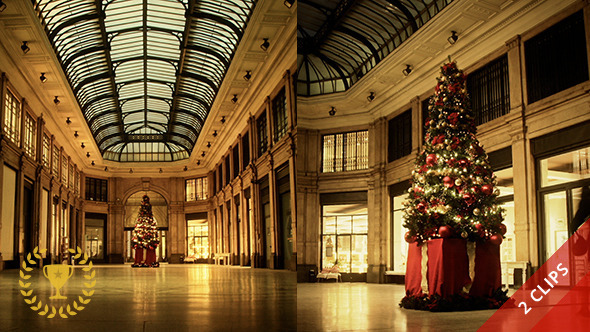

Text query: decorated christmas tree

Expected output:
[131,195,159,251]
[403,61,505,244]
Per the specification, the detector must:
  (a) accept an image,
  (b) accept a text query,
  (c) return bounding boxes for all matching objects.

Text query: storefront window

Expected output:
[391,193,409,273]
[539,147,590,187]
[321,204,368,273]
[495,167,515,262]
[188,219,209,259]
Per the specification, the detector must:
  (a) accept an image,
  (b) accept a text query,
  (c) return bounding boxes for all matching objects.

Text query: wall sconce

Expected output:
[328,106,336,116]
[201,151,206,157]
[213,130,218,137]
[447,31,458,45]
[0,1,7,12]
[402,64,412,76]
[66,117,71,125]
[40,73,47,83]
[207,142,211,148]
[91,160,95,166]
[81,142,85,149]
[159,168,163,174]
[74,131,79,138]
[260,38,270,51]
[221,116,226,124]
[129,168,133,174]
[53,96,60,105]
[243,70,251,81]
[231,94,238,104]
[284,0,295,8]
[183,166,188,171]
[86,152,90,158]
[104,166,108,171]
[21,41,30,54]
[367,92,375,102]
[196,160,201,166]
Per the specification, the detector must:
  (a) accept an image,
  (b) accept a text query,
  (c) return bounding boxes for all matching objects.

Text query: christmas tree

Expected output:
[131,195,159,250]
[403,61,506,245]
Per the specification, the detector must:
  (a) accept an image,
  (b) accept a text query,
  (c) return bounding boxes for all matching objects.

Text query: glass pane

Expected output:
[323,216,336,234]
[500,201,516,262]
[322,235,337,270]
[543,191,570,285]
[540,146,590,187]
[572,186,590,229]
[495,167,514,197]
[351,235,368,273]
[337,235,351,273]
[336,216,352,234]
[352,215,368,234]
[393,193,409,273]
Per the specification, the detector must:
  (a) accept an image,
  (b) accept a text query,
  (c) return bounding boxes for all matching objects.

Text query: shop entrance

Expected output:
[123,191,168,262]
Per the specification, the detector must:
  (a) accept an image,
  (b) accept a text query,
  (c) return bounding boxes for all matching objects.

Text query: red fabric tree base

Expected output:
[402,238,506,311]
[133,248,158,267]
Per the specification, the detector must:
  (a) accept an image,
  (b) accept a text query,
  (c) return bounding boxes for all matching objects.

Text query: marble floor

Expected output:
[297,283,510,331]
[0,264,296,332]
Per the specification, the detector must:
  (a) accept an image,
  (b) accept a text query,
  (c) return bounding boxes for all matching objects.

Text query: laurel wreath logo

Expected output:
[19,246,96,319]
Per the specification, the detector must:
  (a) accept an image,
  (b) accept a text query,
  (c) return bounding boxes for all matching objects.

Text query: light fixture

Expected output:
[207,142,211,148]
[53,96,60,105]
[367,92,375,102]
[129,168,133,174]
[402,64,412,76]
[260,38,270,51]
[212,130,218,137]
[329,106,336,116]
[243,70,251,81]
[81,142,85,149]
[284,0,295,8]
[447,31,458,45]
[0,1,7,12]
[159,168,163,174]
[21,41,30,54]
[196,160,201,166]
[91,161,95,166]
[86,152,90,158]
[221,116,226,124]
[66,117,71,125]
[183,166,188,171]
[231,94,238,104]
[40,73,47,83]
[104,166,108,171]
[201,151,206,157]
[74,131,79,138]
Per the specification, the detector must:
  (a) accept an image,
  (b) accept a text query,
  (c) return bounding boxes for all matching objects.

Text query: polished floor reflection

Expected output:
[0,264,295,331]
[297,283,504,331]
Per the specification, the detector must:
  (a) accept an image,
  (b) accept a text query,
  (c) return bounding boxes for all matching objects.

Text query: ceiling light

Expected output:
[329,107,336,116]
[284,0,295,8]
[104,166,108,171]
[207,142,211,148]
[66,117,71,125]
[81,142,85,149]
[367,92,375,102]
[448,31,458,45]
[201,151,206,157]
[74,131,79,138]
[402,64,412,77]
[221,116,226,124]
[0,1,7,12]
[196,160,201,166]
[54,96,60,105]
[243,71,251,81]
[129,168,133,174]
[86,152,90,158]
[183,166,188,171]
[231,94,238,104]
[21,41,30,54]
[91,161,95,166]
[260,38,270,51]
[159,168,163,174]
[40,73,47,83]
[213,130,218,137]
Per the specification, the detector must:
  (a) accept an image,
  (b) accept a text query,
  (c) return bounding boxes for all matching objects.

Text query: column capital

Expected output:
[505,35,521,50]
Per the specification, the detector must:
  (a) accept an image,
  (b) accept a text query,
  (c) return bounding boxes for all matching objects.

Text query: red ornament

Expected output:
[475,223,484,232]
[438,225,453,238]
[498,223,507,235]
[481,184,493,195]
[463,193,475,205]
[489,234,503,245]
[426,154,437,166]
[459,159,468,167]
[443,176,453,188]
[413,186,423,194]
[405,231,417,243]
[417,202,427,213]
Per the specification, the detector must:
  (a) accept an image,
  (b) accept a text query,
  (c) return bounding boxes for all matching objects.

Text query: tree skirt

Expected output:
[401,238,509,311]
[134,248,158,266]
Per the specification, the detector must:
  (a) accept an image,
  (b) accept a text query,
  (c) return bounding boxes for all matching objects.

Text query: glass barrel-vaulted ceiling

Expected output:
[32,0,256,162]
[298,0,452,96]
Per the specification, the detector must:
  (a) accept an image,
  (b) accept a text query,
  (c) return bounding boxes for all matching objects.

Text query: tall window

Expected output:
[388,110,412,162]
[188,220,209,259]
[75,171,80,195]
[186,177,208,201]
[322,130,369,173]
[525,11,588,104]
[3,89,21,144]
[272,88,288,142]
[242,132,250,170]
[224,155,230,186]
[42,134,51,168]
[466,54,510,125]
[61,154,68,184]
[85,177,108,202]
[232,144,240,179]
[257,111,268,156]
[322,204,368,273]
[217,164,223,191]
[52,145,59,175]
[68,164,74,189]
[23,113,36,158]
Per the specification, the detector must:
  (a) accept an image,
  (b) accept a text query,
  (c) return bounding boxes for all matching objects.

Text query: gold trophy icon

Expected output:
[43,264,74,300]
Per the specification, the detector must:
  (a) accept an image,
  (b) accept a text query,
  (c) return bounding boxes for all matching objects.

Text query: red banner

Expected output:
[479,220,590,331]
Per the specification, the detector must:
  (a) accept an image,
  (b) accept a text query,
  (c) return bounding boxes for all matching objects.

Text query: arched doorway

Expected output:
[123,191,168,262]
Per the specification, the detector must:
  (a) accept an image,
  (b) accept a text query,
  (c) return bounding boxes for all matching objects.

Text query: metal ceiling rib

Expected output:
[297,0,452,96]
[33,0,256,162]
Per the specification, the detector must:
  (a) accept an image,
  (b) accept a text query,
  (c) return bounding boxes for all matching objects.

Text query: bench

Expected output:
[501,261,528,288]
[317,266,341,282]
[213,253,230,265]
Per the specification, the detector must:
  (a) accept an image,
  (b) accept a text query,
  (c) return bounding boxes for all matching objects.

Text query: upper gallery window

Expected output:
[23,112,36,158]
[3,89,21,145]
[272,88,288,142]
[388,109,412,162]
[257,111,268,156]
[322,130,369,173]
[85,177,108,202]
[466,54,510,125]
[42,134,51,168]
[186,177,209,202]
